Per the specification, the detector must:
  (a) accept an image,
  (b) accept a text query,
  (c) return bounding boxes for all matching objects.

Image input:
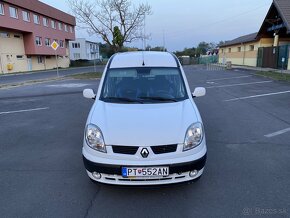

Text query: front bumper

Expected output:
[83,154,207,185]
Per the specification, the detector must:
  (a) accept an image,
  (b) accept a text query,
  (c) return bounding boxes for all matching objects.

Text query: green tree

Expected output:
[196,42,209,56]
[146,45,166,51]
[112,26,124,52]
[175,47,196,57]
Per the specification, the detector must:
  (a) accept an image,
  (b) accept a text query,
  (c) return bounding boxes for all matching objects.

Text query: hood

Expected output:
[89,100,198,146]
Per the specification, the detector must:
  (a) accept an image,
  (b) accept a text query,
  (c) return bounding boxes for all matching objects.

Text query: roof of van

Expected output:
[109,51,179,68]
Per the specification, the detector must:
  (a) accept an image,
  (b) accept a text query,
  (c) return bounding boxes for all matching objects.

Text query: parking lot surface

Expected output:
[0,65,289,217]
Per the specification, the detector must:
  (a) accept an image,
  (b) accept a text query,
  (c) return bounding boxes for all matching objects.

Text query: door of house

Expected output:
[27,58,32,71]
[257,45,289,69]
[0,55,3,74]
[277,45,288,70]
[262,47,278,69]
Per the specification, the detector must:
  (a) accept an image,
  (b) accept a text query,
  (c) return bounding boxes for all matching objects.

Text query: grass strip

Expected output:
[68,72,102,80]
[255,71,290,82]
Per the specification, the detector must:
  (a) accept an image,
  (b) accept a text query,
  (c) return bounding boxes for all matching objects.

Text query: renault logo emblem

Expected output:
[140,148,149,158]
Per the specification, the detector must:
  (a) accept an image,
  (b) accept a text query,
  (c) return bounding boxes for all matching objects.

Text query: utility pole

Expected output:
[51,40,60,77]
[55,51,59,77]
[163,30,166,51]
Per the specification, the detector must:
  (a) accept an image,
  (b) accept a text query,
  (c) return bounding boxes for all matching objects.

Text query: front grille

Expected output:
[112,145,139,155]
[151,144,178,154]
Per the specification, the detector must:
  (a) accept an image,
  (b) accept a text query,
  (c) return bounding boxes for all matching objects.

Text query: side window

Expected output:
[0,3,4,16]
[9,6,18,19]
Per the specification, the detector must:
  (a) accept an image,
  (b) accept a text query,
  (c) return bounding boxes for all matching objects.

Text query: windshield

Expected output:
[100,67,188,103]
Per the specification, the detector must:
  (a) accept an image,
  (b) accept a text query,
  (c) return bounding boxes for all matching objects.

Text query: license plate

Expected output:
[122,166,169,178]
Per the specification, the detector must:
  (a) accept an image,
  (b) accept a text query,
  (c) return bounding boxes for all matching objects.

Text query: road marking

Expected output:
[207,75,253,82]
[46,83,89,88]
[224,90,290,102]
[206,81,272,89]
[265,128,290,138]
[0,107,49,115]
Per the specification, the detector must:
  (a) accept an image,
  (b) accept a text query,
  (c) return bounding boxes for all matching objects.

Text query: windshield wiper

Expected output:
[138,96,178,102]
[103,97,144,103]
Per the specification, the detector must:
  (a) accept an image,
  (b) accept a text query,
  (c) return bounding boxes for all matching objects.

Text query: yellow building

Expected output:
[219,0,290,70]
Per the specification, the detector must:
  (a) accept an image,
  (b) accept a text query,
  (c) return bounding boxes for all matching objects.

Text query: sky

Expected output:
[40,0,273,52]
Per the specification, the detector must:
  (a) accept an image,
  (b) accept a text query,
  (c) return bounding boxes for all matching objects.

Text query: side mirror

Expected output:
[83,89,96,99]
[192,87,206,98]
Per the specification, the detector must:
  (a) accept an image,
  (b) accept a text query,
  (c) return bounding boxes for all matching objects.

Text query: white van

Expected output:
[82,51,207,185]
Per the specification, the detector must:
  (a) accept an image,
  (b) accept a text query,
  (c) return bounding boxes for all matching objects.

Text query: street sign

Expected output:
[51,41,59,50]
[282,57,285,62]
[51,40,60,77]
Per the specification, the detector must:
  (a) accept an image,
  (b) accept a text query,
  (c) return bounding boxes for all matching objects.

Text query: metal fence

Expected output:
[206,63,226,71]
[179,55,219,65]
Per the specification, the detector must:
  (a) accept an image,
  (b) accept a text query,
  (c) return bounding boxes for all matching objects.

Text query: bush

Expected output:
[70,59,107,67]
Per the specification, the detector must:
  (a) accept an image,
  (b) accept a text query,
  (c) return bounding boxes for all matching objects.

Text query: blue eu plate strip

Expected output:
[122,167,127,177]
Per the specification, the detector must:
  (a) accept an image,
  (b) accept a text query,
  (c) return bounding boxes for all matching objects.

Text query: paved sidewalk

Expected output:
[205,63,290,74]
[232,65,290,74]
[0,65,105,87]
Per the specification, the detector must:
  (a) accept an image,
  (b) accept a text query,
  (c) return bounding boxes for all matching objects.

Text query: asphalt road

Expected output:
[0,65,289,218]
[0,65,105,85]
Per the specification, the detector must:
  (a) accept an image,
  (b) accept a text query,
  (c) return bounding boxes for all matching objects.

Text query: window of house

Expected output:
[0,32,10,38]
[54,39,58,44]
[46,56,51,59]
[37,56,43,64]
[72,43,80,48]
[73,53,81,59]
[33,14,40,24]
[237,47,241,52]
[221,49,224,53]
[14,34,21,38]
[51,20,56,29]
[35,36,42,46]
[64,24,68,32]
[16,55,24,59]
[58,22,62,30]
[70,26,73,33]
[59,40,64,48]
[9,6,18,19]
[249,45,254,51]
[43,17,48,27]
[45,38,50,46]
[22,11,30,22]
[228,48,231,53]
[0,3,4,15]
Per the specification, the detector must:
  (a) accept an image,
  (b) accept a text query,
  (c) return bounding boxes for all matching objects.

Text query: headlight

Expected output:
[85,124,106,153]
[183,122,204,151]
